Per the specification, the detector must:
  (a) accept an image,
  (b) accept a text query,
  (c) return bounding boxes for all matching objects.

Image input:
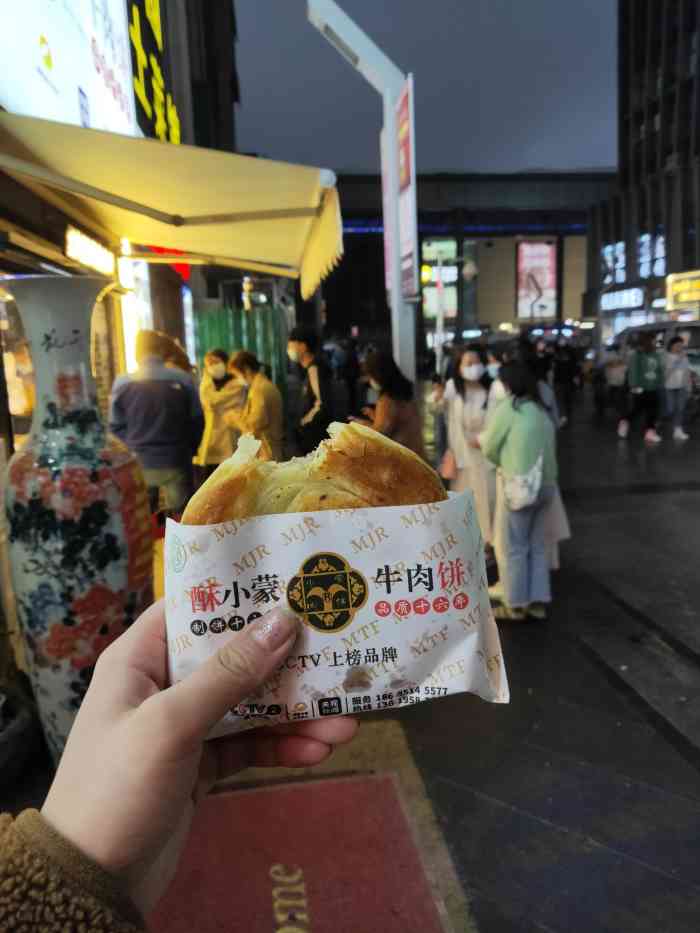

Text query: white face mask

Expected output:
[369,378,381,391]
[287,347,300,363]
[487,362,500,379]
[207,362,226,380]
[461,363,484,382]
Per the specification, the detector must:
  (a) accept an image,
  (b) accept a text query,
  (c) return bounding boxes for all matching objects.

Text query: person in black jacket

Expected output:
[287,326,334,454]
[552,338,580,426]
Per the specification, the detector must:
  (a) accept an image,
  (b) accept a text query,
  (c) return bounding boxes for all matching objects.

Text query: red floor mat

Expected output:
[152,774,446,933]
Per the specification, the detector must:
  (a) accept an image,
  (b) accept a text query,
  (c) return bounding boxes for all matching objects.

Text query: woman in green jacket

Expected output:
[618,332,664,443]
[480,362,558,621]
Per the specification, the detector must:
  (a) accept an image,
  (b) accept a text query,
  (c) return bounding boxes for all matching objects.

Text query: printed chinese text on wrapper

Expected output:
[165,490,509,737]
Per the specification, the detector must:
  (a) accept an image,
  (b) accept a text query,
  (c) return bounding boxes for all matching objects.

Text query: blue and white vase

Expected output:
[4,276,153,762]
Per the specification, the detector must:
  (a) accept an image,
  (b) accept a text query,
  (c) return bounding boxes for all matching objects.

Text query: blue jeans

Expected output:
[666,388,688,431]
[504,485,555,608]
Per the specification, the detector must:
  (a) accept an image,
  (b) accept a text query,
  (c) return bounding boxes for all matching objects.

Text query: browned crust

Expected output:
[181,423,446,525]
[311,422,446,507]
[181,461,267,524]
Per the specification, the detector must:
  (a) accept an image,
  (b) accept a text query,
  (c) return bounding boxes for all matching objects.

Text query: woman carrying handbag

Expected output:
[477,361,558,622]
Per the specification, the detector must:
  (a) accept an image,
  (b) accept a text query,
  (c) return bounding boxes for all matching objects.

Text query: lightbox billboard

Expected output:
[516,241,557,320]
[0,0,137,135]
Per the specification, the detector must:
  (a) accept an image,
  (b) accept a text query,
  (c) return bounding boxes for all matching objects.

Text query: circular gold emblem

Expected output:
[287,552,368,633]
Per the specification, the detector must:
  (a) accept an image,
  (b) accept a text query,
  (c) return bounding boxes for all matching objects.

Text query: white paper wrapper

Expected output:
[165,490,509,737]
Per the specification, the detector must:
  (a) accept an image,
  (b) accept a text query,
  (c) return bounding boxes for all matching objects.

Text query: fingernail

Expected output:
[250,609,298,650]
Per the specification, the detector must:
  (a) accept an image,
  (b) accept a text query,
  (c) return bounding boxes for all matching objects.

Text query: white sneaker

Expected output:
[617,419,629,439]
[644,429,662,444]
[673,427,690,441]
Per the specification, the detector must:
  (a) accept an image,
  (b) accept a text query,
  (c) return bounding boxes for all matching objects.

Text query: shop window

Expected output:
[0,299,33,451]
[638,233,653,278]
[601,244,615,285]
[614,241,626,284]
[653,232,666,277]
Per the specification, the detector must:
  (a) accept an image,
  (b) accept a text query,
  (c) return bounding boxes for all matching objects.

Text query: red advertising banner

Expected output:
[516,241,557,319]
[397,75,418,298]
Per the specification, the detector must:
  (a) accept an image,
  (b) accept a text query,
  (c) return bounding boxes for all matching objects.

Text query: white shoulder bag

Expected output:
[502,453,543,511]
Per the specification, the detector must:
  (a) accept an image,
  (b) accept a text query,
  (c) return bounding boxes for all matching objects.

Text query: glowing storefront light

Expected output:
[65,226,115,276]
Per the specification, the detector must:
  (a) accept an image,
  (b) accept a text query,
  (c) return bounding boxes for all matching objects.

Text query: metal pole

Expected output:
[435,255,445,378]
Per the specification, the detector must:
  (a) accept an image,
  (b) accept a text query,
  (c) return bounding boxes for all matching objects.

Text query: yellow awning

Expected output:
[0,112,344,298]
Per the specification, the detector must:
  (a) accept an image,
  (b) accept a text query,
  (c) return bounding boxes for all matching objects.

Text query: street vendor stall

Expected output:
[0,111,344,757]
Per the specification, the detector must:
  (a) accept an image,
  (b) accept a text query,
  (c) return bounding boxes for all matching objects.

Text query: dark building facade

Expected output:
[324,172,614,350]
[587,0,700,341]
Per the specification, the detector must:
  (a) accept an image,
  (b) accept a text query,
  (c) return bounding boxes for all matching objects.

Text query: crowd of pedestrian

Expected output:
[429,336,569,622]
[106,325,579,625]
[597,332,693,443]
[108,323,696,628]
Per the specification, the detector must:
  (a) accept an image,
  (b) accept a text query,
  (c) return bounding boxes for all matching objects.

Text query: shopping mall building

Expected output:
[584,0,700,343]
[323,171,615,359]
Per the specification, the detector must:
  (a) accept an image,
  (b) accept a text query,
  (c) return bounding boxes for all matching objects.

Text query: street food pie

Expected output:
[181,422,447,525]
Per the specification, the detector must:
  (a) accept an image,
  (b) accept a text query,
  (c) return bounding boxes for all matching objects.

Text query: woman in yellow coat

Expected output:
[194,349,247,480]
[226,350,284,460]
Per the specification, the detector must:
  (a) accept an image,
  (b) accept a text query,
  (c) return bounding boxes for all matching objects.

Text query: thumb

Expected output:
[152,608,299,747]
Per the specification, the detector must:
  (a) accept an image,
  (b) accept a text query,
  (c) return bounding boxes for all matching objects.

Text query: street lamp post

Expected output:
[307,0,416,381]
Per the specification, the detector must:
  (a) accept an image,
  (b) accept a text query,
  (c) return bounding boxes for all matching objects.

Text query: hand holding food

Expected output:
[171,423,508,739]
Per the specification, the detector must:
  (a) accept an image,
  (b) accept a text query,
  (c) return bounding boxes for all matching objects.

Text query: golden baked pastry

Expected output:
[181,421,447,525]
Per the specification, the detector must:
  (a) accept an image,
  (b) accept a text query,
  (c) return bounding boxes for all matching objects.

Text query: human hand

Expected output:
[41,602,357,916]
[300,411,315,426]
[469,436,481,449]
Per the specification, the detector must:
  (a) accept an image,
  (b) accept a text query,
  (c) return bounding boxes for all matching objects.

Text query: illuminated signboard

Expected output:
[65,226,115,276]
[128,0,180,143]
[517,241,557,319]
[0,0,137,134]
[423,284,457,320]
[600,287,645,312]
[667,271,700,310]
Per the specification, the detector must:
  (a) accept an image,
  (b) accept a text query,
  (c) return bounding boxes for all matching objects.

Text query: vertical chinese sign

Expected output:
[516,241,558,320]
[128,0,180,143]
[397,75,419,299]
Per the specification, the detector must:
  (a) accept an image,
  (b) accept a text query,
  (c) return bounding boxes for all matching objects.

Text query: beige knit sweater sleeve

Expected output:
[0,810,144,931]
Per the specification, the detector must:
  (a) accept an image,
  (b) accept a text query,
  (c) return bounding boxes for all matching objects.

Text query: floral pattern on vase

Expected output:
[4,276,153,762]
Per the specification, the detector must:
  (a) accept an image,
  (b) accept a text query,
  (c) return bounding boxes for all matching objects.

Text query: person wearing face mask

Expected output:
[485,349,508,414]
[431,346,491,542]
[287,326,334,455]
[194,349,247,482]
[349,350,425,458]
[225,350,284,460]
[479,361,558,621]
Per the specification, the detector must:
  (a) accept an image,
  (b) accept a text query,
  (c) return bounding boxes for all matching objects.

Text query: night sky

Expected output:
[235,0,617,174]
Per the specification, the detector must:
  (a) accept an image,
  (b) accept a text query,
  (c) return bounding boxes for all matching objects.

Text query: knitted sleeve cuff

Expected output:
[0,810,144,932]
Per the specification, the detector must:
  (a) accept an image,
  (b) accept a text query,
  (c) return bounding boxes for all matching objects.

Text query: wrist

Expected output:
[25,808,143,925]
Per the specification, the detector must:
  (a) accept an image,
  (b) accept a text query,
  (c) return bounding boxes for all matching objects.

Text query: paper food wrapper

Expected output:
[165,490,509,738]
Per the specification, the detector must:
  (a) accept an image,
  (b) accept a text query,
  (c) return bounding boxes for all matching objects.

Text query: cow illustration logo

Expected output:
[287,552,368,633]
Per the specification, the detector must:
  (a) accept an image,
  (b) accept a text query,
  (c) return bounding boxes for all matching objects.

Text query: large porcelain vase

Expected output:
[4,276,153,762]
